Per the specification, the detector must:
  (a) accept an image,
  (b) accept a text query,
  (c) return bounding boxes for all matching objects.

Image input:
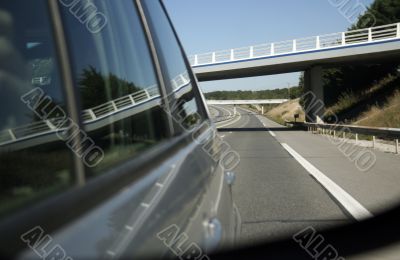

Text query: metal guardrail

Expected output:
[189,23,400,67]
[303,122,400,153]
[303,122,400,139]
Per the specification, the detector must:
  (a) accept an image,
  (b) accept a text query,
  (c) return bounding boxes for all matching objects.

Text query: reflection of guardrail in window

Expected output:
[189,23,400,66]
[82,85,160,122]
[170,71,190,90]
[0,85,159,147]
[0,72,192,147]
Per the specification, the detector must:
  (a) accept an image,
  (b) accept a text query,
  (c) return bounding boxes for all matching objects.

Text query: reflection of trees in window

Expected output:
[79,66,141,109]
[0,149,71,217]
[172,90,201,130]
[30,98,66,124]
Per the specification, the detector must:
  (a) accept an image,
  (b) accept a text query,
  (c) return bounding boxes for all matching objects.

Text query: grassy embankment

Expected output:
[263,74,400,128]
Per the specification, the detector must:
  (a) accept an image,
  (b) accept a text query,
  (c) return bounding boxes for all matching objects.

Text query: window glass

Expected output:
[0,1,74,217]
[60,0,168,176]
[141,0,205,132]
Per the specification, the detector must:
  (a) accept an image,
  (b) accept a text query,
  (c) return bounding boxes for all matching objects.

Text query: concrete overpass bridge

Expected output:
[207,99,289,115]
[190,23,400,122]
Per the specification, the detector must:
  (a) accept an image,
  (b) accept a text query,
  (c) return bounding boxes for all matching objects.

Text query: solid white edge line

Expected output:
[217,113,241,128]
[216,108,242,128]
[218,105,232,118]
[256,116,277,138]
[281,143,373,221]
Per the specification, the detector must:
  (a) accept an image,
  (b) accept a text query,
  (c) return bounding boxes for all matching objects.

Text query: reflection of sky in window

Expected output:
[143,0,188,82]
[27,42,42,49]
[61,0,157,90]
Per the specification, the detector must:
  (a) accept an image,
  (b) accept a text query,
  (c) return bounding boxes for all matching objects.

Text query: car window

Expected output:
[0,1,74,217]
[59,0,169,176]
[141,0,206,134]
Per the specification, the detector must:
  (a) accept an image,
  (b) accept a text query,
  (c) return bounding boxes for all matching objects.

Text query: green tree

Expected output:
[317,0,400,111]
[79,66,141,109]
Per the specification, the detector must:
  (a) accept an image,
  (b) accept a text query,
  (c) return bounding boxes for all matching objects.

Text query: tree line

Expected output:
[304,0,400,109]
[205,86,303,100]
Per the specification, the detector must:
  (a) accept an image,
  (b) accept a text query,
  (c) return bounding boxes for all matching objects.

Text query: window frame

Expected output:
[60,0,175,175]
[138,0,210,134]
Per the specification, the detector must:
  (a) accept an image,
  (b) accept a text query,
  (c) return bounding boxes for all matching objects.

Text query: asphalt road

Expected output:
[211,105,400,247]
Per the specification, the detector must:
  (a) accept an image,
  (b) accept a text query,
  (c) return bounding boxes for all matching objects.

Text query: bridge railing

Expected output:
[0,70,195,149]
[189,23,400,67]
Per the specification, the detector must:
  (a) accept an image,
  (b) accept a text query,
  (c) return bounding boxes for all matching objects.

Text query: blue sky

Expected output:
[164,0,374,93]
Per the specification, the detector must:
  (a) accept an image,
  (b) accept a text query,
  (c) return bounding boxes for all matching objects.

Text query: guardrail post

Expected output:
[180,74,187,84]
[293,39,297,52]
[333,130,336,138]
[129,95,135,104]
[343,132,346,139]
[396,139,399,154]
[111,101,118,111]
[87,109,96,120]
[212,52,216,63]
[194,55,198,66]
[271,43,275,55]
[316,36,320,49]
[368,28,373,42]
[355,133,359,144]
[372,136,376,148]
[396,23,400,38]
[8,129,16,140]
[145,89,152,98]
[45,120,56,130]
[250,46,254,58]
[230,49,234,61]
[342,32,346,45]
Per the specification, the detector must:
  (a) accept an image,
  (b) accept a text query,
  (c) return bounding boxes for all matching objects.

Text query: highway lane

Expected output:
[210,104,400,246]
[212,105,350,244]
[209,105,235,124]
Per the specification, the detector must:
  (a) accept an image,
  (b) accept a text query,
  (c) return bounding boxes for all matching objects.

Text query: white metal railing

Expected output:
[170,71,191,90]
[189,23,400,67]
[0,72,193,147]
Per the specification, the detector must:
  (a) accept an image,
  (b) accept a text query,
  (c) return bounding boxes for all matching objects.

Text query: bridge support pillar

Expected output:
[304,66,325,123]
